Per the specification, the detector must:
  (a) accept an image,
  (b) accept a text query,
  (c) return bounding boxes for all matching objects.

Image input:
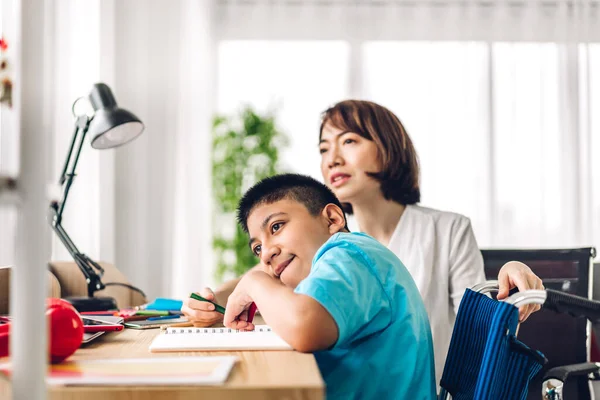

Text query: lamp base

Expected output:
[64,296,118,313]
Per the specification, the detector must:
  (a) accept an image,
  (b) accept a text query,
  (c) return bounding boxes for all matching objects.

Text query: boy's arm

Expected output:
[213,263,263,304]
[224,270,339,353]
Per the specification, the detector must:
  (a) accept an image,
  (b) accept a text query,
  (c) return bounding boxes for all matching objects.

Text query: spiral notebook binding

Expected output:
[165,326,272,335]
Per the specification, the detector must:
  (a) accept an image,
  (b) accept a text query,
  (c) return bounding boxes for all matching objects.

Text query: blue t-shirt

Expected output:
[294,232,436,400]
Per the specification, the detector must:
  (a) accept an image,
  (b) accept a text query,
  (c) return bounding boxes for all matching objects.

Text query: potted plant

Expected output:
[212,106,287,281]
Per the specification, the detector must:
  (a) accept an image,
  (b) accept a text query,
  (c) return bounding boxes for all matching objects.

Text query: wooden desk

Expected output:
[0,326,324,400]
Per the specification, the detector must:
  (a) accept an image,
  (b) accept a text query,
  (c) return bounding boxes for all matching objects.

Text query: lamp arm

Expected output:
[56,116,89,224]
[51,221,106,297]
[50,115,106,298]
[58,125,79,186]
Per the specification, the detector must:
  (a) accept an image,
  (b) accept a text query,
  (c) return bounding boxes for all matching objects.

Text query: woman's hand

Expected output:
[180,287,224,327]
[496,261,544,322]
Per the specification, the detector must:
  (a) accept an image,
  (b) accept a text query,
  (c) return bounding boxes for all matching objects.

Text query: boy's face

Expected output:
[247,199,344,288]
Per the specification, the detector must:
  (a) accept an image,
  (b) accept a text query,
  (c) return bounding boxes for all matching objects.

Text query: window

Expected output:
[217,39,599,249]
[217,41,349,180]
[363,41,492,243]
[491,43,565,246]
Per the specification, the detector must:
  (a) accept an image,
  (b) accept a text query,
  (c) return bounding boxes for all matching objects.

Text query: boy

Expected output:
[224,173,436,399]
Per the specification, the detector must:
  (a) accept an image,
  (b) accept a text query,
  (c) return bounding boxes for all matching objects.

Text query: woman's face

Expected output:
[319,122,382,204]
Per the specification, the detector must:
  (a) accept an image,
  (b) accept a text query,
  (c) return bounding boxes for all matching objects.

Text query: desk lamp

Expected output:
[49,83,144,312]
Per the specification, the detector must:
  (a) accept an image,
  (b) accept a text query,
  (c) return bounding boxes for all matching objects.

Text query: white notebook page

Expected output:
[149,325,293,352]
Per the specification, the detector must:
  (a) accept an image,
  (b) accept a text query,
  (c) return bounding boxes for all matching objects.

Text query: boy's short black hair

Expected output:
[237,173,349,233]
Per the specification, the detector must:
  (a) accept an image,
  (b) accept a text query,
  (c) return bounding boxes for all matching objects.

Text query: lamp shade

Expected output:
[88,83,144,149]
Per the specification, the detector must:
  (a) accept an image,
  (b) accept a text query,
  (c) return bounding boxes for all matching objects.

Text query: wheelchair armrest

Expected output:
[543,362,600,382]
[472,281,600,322]
[542,363,600,400]
[544,289,600,322]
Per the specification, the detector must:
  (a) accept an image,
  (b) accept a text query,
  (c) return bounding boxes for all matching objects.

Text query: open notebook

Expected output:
[149,325,293,352]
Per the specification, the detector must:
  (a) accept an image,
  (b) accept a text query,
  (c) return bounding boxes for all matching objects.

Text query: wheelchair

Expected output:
[438,281,600,400]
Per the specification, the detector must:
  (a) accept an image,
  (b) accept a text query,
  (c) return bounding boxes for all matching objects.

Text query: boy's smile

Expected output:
[274,256,295,277]
[246,199,342,288]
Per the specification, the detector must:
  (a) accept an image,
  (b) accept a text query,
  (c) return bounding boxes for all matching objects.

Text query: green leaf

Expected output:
[212,106,287,282]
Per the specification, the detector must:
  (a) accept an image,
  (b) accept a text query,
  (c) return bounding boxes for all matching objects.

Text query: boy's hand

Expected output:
[496,261,544,322]
[181,288,224,327]
[224,270,272,331]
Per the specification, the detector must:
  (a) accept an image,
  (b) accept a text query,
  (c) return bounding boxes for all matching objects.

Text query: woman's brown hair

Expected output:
[319,100,420,213]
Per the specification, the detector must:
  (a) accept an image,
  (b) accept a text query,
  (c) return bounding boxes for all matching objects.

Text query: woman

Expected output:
[183,100,543,381]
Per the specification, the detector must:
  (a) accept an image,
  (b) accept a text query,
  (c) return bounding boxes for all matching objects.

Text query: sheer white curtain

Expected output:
[102,0,216,298]
[362,42,492,243]
[491,43,586,247]
[111,0,215,299]
[49,0,104,263]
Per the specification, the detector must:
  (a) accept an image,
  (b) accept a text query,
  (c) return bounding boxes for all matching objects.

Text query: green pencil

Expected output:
[135,310,170,316]
[190,293,226,314]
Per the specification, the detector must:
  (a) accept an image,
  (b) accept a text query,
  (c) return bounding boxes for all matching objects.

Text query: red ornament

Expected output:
[46,298,84,363]
[0,38,7,52]
[0,298,84,363]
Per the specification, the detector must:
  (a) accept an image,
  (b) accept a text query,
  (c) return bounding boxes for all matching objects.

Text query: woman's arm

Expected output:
[448,218,486,315]
[448,218,544,322]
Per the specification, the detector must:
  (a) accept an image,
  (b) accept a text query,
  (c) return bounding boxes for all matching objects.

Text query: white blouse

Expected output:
[386,204,486,384]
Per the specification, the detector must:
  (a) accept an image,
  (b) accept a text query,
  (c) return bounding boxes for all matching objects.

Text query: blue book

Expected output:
[143,298,183,311]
